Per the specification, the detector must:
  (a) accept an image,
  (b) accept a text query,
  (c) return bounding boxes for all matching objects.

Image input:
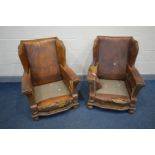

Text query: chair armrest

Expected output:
[87,64,97,81]
[87,64,101,100]
[22,72,38,114]
[60,65,79,81]
[87,64,101,89]
[60,65,80,95]
[127,66,145,98]
[22,72,33,96]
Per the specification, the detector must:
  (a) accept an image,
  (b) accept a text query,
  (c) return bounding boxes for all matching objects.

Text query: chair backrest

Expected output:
[19,37,65,86]
[93,36,138,80]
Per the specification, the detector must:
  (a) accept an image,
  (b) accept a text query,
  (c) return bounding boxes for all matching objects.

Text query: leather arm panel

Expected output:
[22,71,39,114]
[60,65,80,95]
[87,64,102,89]
[87,64,102,99]
[22,71,33,96]
[126,65,145,98]
[87,64,98,81]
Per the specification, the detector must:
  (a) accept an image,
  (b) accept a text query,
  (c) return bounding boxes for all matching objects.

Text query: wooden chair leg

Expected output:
[129,108,136,114]
[87,105,94,109]
[32,116,39,121]
[73,105,79,109]
[129,100,136,114]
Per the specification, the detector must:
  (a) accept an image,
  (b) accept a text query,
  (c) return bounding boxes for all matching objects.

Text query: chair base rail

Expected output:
[32,102,79,120]
[87,100,135,113]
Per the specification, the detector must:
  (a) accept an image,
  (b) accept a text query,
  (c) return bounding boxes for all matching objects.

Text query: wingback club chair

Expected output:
[87,36,145,113]
[18,37,80,120]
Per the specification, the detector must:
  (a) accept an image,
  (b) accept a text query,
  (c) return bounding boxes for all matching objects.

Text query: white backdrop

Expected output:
[0,26,155,76]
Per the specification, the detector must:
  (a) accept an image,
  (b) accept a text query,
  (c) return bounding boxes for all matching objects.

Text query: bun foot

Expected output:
[87,105,94,109]
[129,109,136,114]
[73,105,79,109]
[33,116,39,121]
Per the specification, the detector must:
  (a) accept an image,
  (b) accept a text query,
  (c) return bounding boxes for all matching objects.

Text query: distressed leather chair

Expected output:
[87,36,145,113]
[18,37,79,120]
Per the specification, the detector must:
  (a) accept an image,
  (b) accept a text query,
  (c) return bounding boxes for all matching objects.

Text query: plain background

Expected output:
[0,26,155,76]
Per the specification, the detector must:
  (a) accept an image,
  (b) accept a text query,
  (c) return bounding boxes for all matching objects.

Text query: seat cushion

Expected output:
[96,79,129,97]
[34,80,70,103]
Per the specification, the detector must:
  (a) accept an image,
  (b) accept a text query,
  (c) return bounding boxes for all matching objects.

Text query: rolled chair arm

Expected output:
[127,66,145,98]
[60,65,79,81]
[87,64,97,81]
[87,64,101,89]
[129,66,145,86]
[60,65,80,95]
[22,71,38,114]
[87,64,101,100]
[22,72,33,96]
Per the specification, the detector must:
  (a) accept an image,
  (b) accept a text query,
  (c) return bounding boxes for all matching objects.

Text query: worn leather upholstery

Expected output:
[87,36,145,112]
[23,38,62,86]
[97,36,131,80]
[19,37,79,120]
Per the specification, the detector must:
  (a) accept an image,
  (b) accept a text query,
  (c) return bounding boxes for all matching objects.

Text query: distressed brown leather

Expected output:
[95,94,130,104]
[60,65,79,81]
[87,63,102,91]
[21,71,33,95]
[87,36,145,113]
[23,38,61,86]
[18,37,79,120]
[126,65,145,98]
[37,95,73,112]
[97,36,131,80]
[60,66,79,106]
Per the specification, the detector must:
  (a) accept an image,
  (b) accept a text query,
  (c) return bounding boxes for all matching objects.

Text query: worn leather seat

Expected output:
[18,37,79,120]
[87,36,145,113]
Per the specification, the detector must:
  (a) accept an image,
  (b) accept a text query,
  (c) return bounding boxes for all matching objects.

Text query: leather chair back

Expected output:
[21,38,62,86]
[95,36,134,80]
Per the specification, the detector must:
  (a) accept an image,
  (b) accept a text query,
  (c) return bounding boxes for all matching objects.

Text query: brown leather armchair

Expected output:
[18,37,79,120]
[87,36,145,113]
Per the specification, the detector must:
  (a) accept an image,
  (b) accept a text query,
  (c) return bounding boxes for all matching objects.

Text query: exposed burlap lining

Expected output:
[34,80,70,103]
[96,79,129,97]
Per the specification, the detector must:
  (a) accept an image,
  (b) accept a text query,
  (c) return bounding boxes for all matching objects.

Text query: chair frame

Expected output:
[87,36,145,113]
[18,37,79,120]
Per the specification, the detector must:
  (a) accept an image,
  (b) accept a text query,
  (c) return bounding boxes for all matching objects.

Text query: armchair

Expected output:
[87,36,145,113]
[18,37,79,120]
